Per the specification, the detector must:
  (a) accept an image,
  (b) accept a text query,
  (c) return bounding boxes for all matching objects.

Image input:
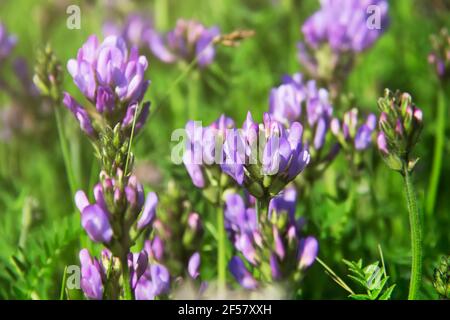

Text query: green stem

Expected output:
[188,71,199,120]
[121,257,133,300]
[59,266,68,300]
[54,107,77,197]
[403,168,422,300]
[426,86,446,217]
[217,192,226,294]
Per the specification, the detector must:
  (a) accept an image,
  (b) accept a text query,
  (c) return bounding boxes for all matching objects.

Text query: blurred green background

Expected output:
[0,0,448,299]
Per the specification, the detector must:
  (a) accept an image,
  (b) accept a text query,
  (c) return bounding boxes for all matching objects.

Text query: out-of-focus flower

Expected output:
[229,256,258,290]
[225,190,318,289]
[225,193,261,265]
[298,236,319,269]
[221,112,310,199]
[302,0,389,53]
[103,13,155,49]
[377,89,423,172]
[79,249,106,300]
[0,23,16,62]
[298,1,389,95]
[75,169,158,248]
[128,250,149,289]
[148,19,220,67]
[428,28,450,80]
[188,252,201,279]
[64,35,150,137]
[270,73,334,152]
[331,108,377,151]
[134,263,171,300]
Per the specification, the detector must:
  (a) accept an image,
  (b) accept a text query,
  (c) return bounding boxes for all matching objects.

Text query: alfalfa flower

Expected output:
[428,28,450,80]
[298,0,389,95]
[302,0,389,53]
[0,23,16,63]
[148,19,220,67]
[377,89,423,173]
[221,112,310,200]
[103,13,155,49]
[64,35,150,137]
[75,169,158,255]
[225,190,318,290]
[269,73,340,170]
[331,108,377,151]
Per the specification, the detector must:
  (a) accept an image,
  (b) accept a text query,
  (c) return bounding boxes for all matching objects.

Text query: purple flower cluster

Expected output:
[301,0,389,53]
[64,35,150,136]
[80,244,171,300]
[225,194,261,265]
[75,169,158,245]
[428,28,450,79]
[221,112,310,198]
[134,251,171,300]
[103,14,155,49]
[148,19,220,67]
[226,189,318,289]
[331,108,377,151]
[269,73,333,151]
[0,23,16,62]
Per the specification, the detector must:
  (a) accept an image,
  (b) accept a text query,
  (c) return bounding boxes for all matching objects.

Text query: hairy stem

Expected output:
[426,85,446,217]
[403,168,422,300]
[217,202,226,294]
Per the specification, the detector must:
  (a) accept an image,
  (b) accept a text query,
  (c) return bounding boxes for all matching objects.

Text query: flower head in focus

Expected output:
[377,89,423,173]
[221,112,310,199]
[64,35,150,137]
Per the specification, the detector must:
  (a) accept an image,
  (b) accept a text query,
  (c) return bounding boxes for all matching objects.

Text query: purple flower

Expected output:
[269,73,333,151]
[269,187,297,222]
[183,115,235,188]
[0,23,16,62]
[134,263,171,300]
[331,108,376,151]
[188,252,201,279]
[225,193,260,265]
[298,236,319,269]
[128,250,149,289]
[302,0,389,53]
[65,35,150,135]
[75,171,158,244]
[63,93,95,136]
[103,14,155,49]
[79,249,106,300]
[149,19,220,67]
[428,28,450,79]
[137,191,158,230]
[221,112,310,198]
[144,236,165,261]
[229,256,258,290]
